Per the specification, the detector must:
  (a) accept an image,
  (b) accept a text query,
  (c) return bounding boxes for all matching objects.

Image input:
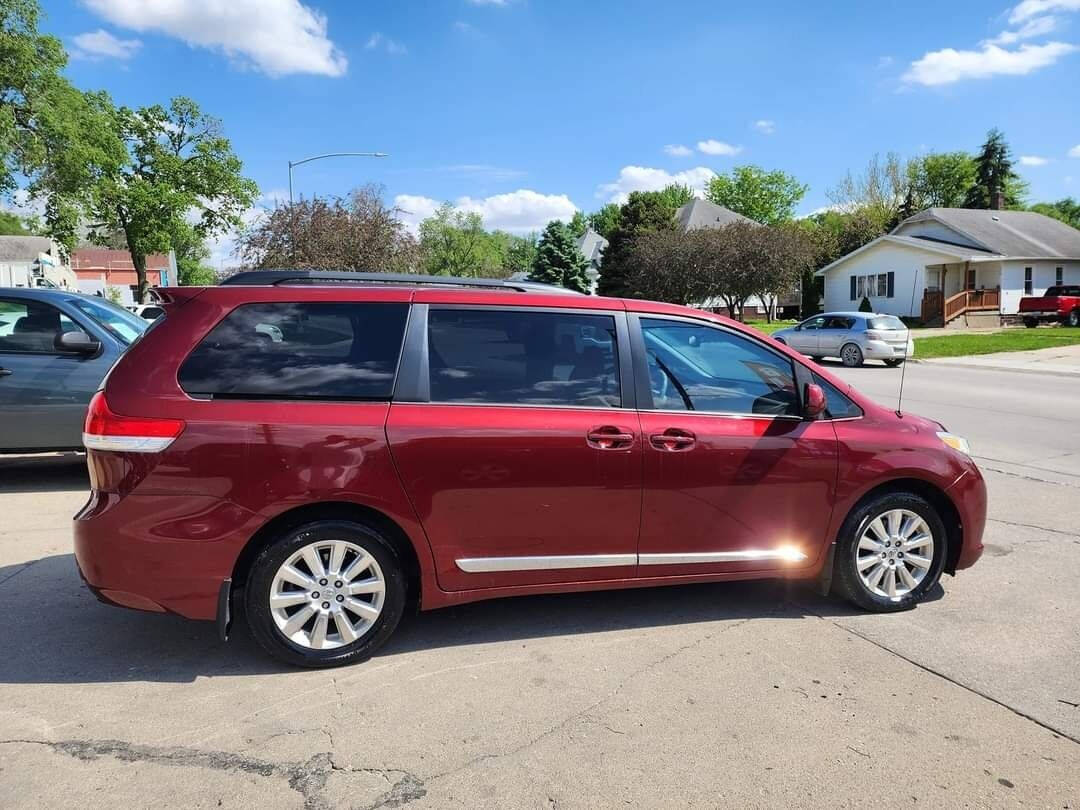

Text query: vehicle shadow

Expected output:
[0,453,89,494]
[0,552,941,685]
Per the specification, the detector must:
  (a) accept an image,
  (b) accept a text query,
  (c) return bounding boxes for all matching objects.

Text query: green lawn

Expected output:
[743,320,795,335]
[915,328,1080,358]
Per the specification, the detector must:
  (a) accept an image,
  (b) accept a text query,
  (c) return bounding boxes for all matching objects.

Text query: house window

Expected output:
[876,274,887,297]
[857,276,866,299]
[1024,267,1033,295]
[1057,267,1064,286]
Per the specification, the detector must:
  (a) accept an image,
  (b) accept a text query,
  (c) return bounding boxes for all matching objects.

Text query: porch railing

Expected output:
[943,287,1000,322]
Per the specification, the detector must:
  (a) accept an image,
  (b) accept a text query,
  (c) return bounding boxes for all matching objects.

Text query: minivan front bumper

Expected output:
[944,466,987,571]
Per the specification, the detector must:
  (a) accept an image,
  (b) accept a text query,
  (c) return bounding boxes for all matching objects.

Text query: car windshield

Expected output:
[867,316,906,331]
[70,296,149,345]
[1044,286,1080,297]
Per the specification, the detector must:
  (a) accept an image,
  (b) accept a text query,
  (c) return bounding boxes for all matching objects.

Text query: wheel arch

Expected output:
[231,501,423,608]
[841,477,964,575]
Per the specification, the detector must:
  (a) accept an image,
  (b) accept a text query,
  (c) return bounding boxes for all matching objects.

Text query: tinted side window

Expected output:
[0,299,82,354]
[641,319,798,416]
[427,309,620,407]
[178,302,408,400]
[812,373,863,420]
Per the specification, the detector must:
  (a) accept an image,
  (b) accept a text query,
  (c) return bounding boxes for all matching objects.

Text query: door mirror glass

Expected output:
[803,382,826,419]
[55,330,101,355]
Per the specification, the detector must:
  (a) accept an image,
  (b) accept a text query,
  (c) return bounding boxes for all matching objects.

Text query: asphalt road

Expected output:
[1,360,1079,808]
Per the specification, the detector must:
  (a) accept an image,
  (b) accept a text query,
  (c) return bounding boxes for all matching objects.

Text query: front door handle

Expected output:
[0,367,11,377]
[586,425,635,450]
[650,429,696,451]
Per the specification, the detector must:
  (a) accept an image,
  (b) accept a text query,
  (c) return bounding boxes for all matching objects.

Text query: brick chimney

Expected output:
[991,190,1005,210]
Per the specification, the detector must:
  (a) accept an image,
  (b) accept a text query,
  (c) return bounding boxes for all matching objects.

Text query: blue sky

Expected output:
[39,0,1080,265]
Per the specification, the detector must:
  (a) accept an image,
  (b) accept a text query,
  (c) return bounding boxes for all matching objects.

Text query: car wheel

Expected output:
[884,359,903,367]
[840,342,864,367]
[774,337,786,345]
[1023,317,1038,329]
[811,356,824,363]
[1067,310,1080,328]
[832,492,947,612]
[244,520,407,668]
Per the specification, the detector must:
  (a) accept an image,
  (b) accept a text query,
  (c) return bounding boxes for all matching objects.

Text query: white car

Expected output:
[127,303,166,321]
[771,312,914,367]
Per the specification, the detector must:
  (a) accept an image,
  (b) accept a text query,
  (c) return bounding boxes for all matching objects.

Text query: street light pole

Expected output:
[287,151,389,203]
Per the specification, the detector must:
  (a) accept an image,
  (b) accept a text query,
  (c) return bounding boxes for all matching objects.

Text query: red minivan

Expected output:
[74,272,985,667]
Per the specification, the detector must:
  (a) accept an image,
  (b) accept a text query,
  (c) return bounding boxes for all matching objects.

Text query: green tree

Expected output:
[656,183,695,211]
[502,233,537,276]
[597,186,685,297]
[908,152,975,209]
[704,165,808,225]
[169,222,216,285]
[86,96,257,301]
[418,204,509,277]
[568,210,587,238]
[587,203,621,241]
[0,209,33,235]
[964,128,1027,209]
[528,220,590,293]
[1030,198,1080,229]
[1,0,125,248]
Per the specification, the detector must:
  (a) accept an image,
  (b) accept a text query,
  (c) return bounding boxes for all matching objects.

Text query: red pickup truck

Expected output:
[1020,285,1080,328]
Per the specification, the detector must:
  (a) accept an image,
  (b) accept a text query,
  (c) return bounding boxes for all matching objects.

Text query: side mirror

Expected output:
[803,382,826,420]
[55,330,102,356]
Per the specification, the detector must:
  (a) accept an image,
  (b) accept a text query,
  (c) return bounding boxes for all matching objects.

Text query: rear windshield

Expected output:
[1044,286,1080,297]
[867,316,906,331]
[178,302,408,400]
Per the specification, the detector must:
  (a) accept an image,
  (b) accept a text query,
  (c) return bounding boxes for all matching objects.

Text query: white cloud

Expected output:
[753,119,776,135]
[80,0,348,77]
[696,139,742,156]
[1019,155,1050,165]
[902,41,1077,85]
[393,189,578,235]
[1069,144,1080,157]
[365,32,406,55]
[1009,0,1080,23]
[663,144,693,157]
[70,29,142,60]
[984,15,1059,45]
[597,166,717,204]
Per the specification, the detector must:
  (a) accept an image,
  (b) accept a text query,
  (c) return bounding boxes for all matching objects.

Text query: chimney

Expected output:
[991,190,1005,211]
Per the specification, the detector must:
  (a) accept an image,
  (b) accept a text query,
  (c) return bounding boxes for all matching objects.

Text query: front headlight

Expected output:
[936,431,971,455]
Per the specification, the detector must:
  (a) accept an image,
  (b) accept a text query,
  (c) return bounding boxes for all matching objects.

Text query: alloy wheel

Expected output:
[855,509,934,600]
[841,343,862,366]
[269,539,386,650]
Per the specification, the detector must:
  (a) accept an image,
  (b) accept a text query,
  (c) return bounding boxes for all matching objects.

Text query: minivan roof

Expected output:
[220,270,584,295]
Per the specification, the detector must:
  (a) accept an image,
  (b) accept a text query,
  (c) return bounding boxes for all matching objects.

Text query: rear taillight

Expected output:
[83,391,185,453]
[865,330,883,340]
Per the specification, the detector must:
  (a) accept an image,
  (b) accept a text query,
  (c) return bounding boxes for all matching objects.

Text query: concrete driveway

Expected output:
[1,360,1079,808]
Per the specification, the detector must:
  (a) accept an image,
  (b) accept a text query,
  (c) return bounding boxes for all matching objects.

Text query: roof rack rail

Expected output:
[219,270,583,295]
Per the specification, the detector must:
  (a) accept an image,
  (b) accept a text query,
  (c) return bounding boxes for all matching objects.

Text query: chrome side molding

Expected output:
[455,548,807,573]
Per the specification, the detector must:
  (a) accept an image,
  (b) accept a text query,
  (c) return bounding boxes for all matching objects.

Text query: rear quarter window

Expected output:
[178,302,409,400]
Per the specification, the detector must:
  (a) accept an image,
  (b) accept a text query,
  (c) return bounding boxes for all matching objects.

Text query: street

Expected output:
[1,360,1079,809]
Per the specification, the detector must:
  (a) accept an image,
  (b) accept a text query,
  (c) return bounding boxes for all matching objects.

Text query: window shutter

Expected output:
[850,276,857,300]
[887,271,895,298]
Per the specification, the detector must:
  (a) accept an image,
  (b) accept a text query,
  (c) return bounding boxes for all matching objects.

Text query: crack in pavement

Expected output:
[988,517,1080,541]
[978,463,1080,489]
[0,738,426,810]
[0,559,41,588]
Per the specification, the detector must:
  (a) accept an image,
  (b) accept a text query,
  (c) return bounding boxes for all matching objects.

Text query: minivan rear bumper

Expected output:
[74,490,257,620]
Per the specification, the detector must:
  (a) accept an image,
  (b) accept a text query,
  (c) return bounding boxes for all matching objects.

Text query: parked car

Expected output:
[1019,285,1080,328]
[127,303,167,321]
[772,312,914,367]
[74,271,985,668]
[0,288,148,452]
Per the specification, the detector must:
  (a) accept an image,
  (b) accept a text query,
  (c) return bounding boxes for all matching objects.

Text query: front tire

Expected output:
[840,343,864,367]
[884,359,903,368]
[244,520,407,668]
[832,492,947,612]
[1023,317,1038,329]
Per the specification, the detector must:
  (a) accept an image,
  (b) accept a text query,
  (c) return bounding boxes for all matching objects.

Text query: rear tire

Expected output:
[245,520,407,668]
[884,359,903,368]
[1023,317,1038,329]
[774,337,786,345]
[811,356,824,363]
[1067,310,1080,328]
[832,492,947,612]
[840,343,864,367]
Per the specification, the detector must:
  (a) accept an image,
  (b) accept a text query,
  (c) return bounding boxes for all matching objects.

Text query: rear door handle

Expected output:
[586,425,635,450]
[0,367,11,377]
[650,429,696,451]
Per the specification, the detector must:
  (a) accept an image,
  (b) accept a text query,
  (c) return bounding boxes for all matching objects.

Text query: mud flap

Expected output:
[816,542,837,596]
[216,578,232,641]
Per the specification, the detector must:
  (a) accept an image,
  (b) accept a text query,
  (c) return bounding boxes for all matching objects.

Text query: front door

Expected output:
[789,316,824,354]
[387,305,642,592]
[633,316,838,577]
[816,315,855,357]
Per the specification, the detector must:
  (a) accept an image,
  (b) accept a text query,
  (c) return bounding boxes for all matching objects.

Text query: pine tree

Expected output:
[528,220,590,292]
[597,189,681,297]
[964,129,1026,209]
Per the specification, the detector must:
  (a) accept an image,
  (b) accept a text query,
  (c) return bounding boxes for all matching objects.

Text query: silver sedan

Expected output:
[772,312,914,367]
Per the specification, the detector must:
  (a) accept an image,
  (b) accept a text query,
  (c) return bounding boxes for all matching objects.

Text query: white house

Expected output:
[817,208,1080,327]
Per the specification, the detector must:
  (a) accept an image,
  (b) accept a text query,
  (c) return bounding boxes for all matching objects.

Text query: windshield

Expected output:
[70,296,149,345]
[1044,286,1080,297]
[867,316,906,331]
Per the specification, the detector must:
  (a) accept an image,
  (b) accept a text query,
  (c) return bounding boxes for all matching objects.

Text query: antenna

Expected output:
[896,270,920,417]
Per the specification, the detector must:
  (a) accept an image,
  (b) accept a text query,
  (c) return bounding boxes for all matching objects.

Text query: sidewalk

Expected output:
[919,343,1080,376]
